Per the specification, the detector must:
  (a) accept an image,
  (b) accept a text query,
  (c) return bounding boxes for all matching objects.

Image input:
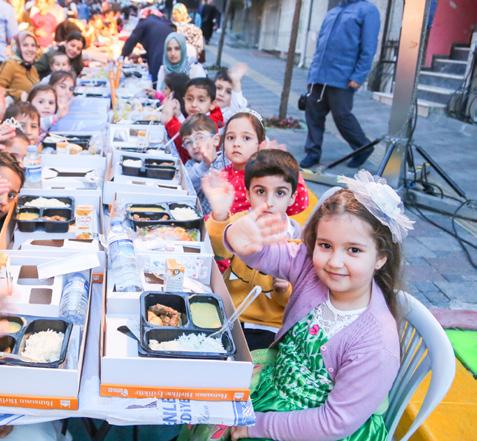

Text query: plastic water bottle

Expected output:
[23,145,42,188]
[60,273,90,325]
[107,208,142,292]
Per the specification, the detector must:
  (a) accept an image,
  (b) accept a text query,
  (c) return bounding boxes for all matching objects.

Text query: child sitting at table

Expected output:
[203,149,301,350]
[28,84,63,139]
[223,170,412,441]
[2,102,41,147]
[0,152,24,228]
[0,128,29,162]
[222,110,308,217]
[161,77,224,163]
[214,64,248,123]
[40,50,73,85]
[49,70,76,121]
[179,113,226,214]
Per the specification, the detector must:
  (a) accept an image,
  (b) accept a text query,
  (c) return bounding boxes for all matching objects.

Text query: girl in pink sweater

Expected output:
[224,170,413,441]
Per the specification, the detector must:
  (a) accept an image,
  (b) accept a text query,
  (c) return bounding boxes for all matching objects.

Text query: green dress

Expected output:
[248,310,388,441]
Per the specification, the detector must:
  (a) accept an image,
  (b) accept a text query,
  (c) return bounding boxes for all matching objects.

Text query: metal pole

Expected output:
[382,0,429,188]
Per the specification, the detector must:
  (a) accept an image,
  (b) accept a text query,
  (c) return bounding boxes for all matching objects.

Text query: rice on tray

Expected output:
[21,329,64,362]
[149,333,226,353]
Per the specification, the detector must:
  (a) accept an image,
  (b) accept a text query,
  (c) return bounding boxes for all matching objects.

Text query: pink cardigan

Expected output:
[227,238,400,441]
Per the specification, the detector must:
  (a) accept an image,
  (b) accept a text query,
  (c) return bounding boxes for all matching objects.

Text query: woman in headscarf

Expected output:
[0,32,40,101]
[171,3,205,64]
[156,32,205,92]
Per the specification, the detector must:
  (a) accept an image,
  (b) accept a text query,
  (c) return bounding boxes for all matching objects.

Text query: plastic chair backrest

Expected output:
[384,292,455,441]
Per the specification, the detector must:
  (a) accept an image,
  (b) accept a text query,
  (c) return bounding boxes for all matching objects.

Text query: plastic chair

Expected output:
[384,292,456,441]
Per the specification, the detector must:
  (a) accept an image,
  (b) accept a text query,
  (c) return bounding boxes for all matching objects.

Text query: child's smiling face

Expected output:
[312,213,387,305]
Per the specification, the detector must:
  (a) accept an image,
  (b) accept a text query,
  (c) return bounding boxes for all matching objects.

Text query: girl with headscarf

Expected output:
[0,32,40,101]
[156,32,205,92]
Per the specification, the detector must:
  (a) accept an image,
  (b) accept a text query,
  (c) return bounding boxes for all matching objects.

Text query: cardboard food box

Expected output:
[108,124,167,148]
[0,250,98,410]
[100,262,253,402]
[40,154,107,190]
[12,189,103,252]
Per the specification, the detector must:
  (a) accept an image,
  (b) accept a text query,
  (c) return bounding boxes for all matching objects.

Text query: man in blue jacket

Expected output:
[300,0,380,169]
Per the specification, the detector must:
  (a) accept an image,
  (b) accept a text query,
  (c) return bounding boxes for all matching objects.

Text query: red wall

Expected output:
[425,0,477,66]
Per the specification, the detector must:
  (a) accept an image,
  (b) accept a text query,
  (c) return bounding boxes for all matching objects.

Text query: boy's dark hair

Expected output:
[185,77,216,101]
[214,68,232,84]
[0,152,25,187]
[164,72,189,116]
[49,70,77,87]
[3,102,40,125]
[48,50,71,67]
[244,149,299,193]
[27,84,58,112]
[180,113,217,138]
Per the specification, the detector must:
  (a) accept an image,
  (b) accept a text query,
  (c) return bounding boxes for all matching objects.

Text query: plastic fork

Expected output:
[209,286,262,339]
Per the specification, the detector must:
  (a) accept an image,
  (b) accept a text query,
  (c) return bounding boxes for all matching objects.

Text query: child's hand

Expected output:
[159,98,175,125]
[230,426,249,440]
[202,170,234,221]
[259,139,287,152]
[226,204,288,255]
[20,91,28,102]
[199,141,217,167]
[0,123,15,144]
[273,277,290,294]
[229,63,248,91]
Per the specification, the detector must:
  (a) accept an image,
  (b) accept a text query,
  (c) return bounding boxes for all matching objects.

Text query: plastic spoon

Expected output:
[209,286,262,339]
[0,351,36,363]
[117,325,141,345]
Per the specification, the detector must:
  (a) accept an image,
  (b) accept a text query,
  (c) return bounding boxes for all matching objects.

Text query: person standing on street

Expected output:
[0,0,18,65]
[121,7,174,87]
[200,0,220,45]
[300,0,380,170]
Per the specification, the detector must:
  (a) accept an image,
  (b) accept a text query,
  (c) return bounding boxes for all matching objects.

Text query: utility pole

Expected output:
[278,0,303,118]
[216,0,232,67]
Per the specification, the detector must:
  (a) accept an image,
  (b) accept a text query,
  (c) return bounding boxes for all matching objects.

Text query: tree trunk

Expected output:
[278,0,303,119]
[216,0,232,67]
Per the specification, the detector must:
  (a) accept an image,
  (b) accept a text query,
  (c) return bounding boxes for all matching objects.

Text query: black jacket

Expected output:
[121,14,174,85]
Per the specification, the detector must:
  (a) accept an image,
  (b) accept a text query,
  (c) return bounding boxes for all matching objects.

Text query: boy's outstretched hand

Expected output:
[202,170,234,221]
[229,63,248,91]
[199,140,217,167]
[226,204,288,256]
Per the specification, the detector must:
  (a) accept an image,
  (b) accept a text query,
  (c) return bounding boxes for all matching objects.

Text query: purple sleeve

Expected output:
[223,226,307,285]
[248,346,399,441]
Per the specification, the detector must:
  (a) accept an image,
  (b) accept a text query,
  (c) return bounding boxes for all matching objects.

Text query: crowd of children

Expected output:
[0,4,418,440]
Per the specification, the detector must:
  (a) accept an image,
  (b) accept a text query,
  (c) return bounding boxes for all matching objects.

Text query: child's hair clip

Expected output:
[235,108,265,129]
[3,117,23,130]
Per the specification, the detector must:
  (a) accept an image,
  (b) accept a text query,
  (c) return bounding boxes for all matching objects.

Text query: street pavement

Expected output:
[205,37,477,311]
